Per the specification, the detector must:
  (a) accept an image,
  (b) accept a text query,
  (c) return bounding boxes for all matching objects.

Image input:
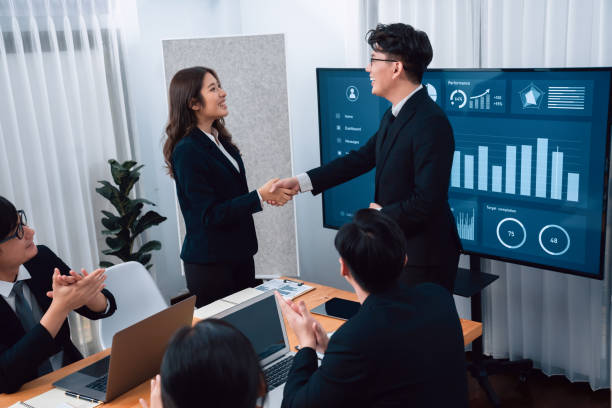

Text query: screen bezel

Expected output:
[213,291,290,367]
[315,67,612,280]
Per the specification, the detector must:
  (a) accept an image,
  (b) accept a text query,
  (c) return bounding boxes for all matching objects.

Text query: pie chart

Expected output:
[425,83,437,102]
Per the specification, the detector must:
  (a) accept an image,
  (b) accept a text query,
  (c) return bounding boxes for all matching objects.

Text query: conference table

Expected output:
[0,279,482,407]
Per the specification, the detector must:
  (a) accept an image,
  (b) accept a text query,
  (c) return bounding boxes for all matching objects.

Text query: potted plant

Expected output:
[96,159,167,269]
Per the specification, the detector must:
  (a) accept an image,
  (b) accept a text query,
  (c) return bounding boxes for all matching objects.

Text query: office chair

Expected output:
[97,262,168,349]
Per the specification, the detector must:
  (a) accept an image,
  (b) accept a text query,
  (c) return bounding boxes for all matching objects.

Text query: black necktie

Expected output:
[13,280,54,376]
[12,280,37,331]
[380,113,396,148]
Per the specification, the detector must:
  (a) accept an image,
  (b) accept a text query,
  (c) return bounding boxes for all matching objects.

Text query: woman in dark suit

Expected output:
[163,66,293,308]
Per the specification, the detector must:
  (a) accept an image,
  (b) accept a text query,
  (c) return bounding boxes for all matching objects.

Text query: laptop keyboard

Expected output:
[85,373,108,392]
[264,355,294,391]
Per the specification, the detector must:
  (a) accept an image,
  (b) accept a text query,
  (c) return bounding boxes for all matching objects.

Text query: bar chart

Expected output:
[454,208,476,241]
[450,136,582,203]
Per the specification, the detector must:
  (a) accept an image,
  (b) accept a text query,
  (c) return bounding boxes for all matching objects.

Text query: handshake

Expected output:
[257,177,300,207]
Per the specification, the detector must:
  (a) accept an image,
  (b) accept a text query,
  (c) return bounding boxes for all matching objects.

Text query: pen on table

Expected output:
[19,402,36,408]
[65,390,101,404]
[295,345,323,360]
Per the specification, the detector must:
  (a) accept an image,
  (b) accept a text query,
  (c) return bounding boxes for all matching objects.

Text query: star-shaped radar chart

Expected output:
[519,83,545,109]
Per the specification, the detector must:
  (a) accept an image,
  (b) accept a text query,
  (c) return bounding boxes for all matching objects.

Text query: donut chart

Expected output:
[496,218,527,249]
[538,225,570,256]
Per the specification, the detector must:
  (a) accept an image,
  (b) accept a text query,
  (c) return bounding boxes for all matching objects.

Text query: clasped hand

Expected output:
[258,178,298,207]
[274,291,328,353]
[46,267,107,313]
[264,177,300,207]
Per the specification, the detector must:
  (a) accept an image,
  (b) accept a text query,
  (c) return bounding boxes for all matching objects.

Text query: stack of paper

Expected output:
[9,388,99,408]
[194,287,262,320]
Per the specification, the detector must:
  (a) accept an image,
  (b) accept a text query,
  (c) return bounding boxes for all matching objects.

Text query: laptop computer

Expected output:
[214,291,297,407]
[53,295,196,402]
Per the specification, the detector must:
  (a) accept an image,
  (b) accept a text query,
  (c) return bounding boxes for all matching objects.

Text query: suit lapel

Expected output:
[193,130,243,181]
[375,90,423,188]
[0,296,25,339]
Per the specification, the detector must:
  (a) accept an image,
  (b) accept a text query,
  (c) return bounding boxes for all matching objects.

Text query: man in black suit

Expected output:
[271,23,461,291]
[0,196,117,393]
[277,209,468,407]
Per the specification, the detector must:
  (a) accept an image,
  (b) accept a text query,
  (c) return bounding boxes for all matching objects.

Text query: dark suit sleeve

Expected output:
[307,128,378,195]
[381,116,454,232]
[0,324,61,393]
[44,247,117,319]
[281,342,367,408]
[173,143,262,227]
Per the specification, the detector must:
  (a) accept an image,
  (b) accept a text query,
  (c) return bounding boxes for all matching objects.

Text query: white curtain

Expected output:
[479,0,612,391]
[365,0,611,390]
[0,0,132,353]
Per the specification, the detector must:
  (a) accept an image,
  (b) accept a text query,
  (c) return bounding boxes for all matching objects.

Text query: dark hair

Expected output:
[334,209,407,293]
[163,66,237,177]
[160,319,264,408]
[366,23,433,83]
[0,196,18,241]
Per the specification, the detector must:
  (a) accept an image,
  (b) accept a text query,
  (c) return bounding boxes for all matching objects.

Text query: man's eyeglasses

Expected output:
[0,210,27,244]
[369,57,399,64]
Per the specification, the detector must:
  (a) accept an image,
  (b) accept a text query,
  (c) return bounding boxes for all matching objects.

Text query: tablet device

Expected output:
[310,297,360,320]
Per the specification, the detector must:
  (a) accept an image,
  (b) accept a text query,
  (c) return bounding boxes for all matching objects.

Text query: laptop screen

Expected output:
[222,295,285,360]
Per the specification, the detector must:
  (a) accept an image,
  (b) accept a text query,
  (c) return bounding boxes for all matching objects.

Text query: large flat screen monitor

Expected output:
[316,68,611,279]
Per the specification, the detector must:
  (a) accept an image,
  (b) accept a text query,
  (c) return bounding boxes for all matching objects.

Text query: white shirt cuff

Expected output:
[296,173,313,193]
[256,190,265,206]
[103,297,111,313]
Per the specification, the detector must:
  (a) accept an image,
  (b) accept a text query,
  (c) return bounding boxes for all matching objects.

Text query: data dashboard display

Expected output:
[316,68,611,278]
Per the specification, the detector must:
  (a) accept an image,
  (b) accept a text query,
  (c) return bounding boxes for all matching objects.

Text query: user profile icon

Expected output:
[346,85,359,102]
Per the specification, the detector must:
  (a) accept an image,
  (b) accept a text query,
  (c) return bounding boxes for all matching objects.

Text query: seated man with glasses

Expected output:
[0,196,117,393]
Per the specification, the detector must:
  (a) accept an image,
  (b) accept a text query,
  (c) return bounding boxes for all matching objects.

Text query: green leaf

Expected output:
[106,236,128,251]
[133,211,167,235]
[96,182,124,214]
[101,228,122,235]
[132,198,155,206]
[101,215,121,231]
[121,160,138,170]
[101,210,117,218]
[110,160,130,187]
[138,240,162,254]
[119,165,143,195]
[137,253,152,266]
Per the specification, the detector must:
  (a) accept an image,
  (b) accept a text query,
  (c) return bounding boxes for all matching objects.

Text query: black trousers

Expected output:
[399,248,460,293]
[184,257,256,308]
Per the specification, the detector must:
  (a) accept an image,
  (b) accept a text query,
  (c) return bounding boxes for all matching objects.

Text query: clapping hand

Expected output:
[140,375,163,408]
[274,291,329,353]
[47,268,108,313]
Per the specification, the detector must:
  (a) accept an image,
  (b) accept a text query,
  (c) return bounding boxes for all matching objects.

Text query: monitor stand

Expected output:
[453,255,533,407]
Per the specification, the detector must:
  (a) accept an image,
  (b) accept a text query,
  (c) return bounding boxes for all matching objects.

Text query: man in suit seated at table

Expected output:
[277,209,468,407]
[0,196,117,393]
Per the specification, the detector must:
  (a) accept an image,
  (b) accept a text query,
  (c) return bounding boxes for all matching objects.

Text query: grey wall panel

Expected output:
[162,34,297,278]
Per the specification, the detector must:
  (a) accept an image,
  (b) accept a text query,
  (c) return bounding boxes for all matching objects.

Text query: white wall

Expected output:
[119,0,243,300]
